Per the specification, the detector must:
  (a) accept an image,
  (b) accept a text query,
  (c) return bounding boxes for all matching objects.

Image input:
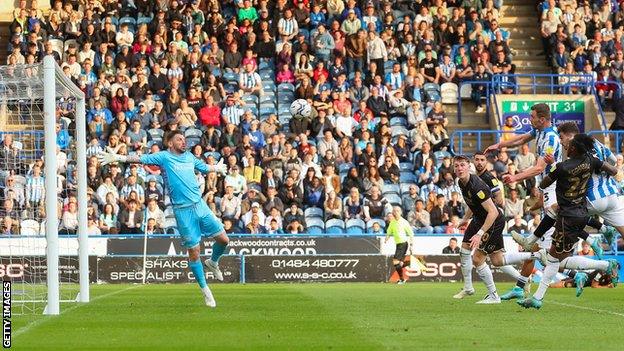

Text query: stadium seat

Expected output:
[385,194,402,206]
[382,183,400,195]
[278,83,295,92]
[399,172,418,183]
[48,38,64,57]
[184,128,203,138]
[258,61,273,71]
[262,82,276,92]
[366,219,386,232]
[243,95,258,104]
[186,137,200,148]
[399,162,413,172]
[20,219,40,236]
[423,83,441,102]
[338,163,354,175]
[326,218,345,230]
[306,217,325,229]
[391,126,409,137]
[164,207,175,219]
[326,226,345,234]
[390,117,407,127]
[304,207,324,219]
[224,82,239,93]
[345,218,365,234]
[307,226,324,235]
[440,82,459,104]
[164,217,177,228]
[260,71,273,80]
[246,105,259,116]
[459,83,472,100]
[137,16,152,26]
[278,91,295,101]
[148,128,164,141]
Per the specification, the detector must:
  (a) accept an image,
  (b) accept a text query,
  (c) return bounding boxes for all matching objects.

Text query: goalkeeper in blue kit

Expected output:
[99,130,229,307]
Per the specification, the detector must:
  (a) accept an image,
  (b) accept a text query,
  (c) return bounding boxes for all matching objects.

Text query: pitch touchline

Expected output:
[13,285,143,338]
[551,301,624,318]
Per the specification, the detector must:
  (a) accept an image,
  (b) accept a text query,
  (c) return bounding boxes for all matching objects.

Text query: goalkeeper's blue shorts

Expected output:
[174,201,224,249]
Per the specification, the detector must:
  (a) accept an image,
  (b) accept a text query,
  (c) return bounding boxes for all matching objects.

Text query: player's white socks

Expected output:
[534,255,559,300]
[476,262,497,295]
[460,247,474,292]
[502,252,536,266]
[499,265,522,280]
[560,256,609,271]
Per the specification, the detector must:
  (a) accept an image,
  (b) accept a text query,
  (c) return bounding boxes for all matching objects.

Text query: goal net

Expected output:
[0,56,89,315]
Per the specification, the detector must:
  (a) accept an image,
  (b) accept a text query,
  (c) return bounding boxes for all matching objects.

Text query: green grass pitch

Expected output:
[11,283,624,350]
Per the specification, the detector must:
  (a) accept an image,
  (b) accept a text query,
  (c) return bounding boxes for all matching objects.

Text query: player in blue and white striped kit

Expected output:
[99,130,229,307]
[555,122,622,247]
[485,103,562,300]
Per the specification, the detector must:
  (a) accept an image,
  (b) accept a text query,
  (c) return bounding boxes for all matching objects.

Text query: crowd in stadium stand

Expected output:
[539,0,624,106]
[0,0,620,251]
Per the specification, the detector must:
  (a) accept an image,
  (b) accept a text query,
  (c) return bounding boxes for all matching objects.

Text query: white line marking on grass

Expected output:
[14,285,142,338]
[551,301,624,318]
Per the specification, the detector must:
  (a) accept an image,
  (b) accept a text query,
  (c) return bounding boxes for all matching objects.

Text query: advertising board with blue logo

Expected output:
[502,100,585,134]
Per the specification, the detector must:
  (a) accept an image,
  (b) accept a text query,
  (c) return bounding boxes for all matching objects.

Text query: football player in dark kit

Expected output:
[453,155,540,304]
[454,152,523,299]
[518,134,620,310]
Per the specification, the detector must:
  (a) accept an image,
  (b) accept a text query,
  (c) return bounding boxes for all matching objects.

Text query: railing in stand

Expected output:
[449,130,519,156]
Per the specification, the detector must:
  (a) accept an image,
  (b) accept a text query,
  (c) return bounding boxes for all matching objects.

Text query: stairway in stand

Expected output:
[500,0,552,93]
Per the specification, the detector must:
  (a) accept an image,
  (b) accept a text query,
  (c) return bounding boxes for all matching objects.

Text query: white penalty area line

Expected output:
[13,285,143,338]
[550,301,624,318]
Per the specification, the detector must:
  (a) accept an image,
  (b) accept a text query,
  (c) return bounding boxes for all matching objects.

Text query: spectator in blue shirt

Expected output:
[56,123,70,150]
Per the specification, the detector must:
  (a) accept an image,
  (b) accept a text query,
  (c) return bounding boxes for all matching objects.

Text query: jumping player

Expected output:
[98,130,229,307]
[485,103,561,300]
[517,134,619,309]
[453,155,541,304]
[453,152,523,299]
[385,206,414,284]
[514,122,621,255]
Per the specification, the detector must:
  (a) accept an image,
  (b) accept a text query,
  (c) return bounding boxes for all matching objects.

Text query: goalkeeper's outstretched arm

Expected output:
[97,152,228,175]
[97,153,142,165]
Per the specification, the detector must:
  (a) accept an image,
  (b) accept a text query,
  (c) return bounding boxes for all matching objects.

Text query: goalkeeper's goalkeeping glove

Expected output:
[97,152,127,166]
[211,159,228,176]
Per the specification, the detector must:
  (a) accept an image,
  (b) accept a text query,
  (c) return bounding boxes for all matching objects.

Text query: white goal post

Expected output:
[0,56,89,315]
[42,55,89,314]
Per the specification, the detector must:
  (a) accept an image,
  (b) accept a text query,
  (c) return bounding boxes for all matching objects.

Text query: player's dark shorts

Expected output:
[394,242,409,260]
[552,215,587,254]
[462,218,505,254]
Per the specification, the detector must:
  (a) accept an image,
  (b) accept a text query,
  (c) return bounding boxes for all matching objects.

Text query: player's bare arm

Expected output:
[504,157,546,184]
[538,174,554,190]
[485,133,533,153]
[459,208,472,229]
[601,162,618,177]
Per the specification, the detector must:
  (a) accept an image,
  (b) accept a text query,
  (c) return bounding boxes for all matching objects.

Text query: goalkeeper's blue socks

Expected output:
[189,259,207,288]
[211,242,227,263]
